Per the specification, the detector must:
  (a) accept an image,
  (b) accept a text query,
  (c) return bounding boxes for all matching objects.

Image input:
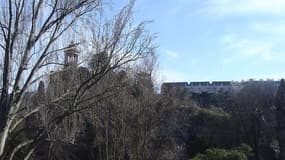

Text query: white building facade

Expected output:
[161,80,280,95]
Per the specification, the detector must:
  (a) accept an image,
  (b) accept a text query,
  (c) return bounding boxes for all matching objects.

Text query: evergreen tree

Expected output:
[275,79,285,160]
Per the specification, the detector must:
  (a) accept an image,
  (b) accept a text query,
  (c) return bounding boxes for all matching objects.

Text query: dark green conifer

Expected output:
[275,79,285,160]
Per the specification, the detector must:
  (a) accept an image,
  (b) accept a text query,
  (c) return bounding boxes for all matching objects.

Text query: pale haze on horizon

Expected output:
[116,0,285,82]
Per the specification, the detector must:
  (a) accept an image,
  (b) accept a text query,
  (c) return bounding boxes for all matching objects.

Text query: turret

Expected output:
[64,41,79,68]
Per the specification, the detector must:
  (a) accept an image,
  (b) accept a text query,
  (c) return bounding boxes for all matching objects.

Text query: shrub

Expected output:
[192,144,251,160]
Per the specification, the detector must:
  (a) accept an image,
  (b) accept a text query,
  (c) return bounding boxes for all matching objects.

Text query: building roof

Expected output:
[64,41,79,55]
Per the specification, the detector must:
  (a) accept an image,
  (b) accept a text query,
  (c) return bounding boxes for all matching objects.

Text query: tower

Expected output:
[89,51,109,70]
[64,41,79,68]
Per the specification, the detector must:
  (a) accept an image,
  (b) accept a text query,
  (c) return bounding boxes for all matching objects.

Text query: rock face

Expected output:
[43,42,91,144]
[24,42,113,159]
[47,66,90,99]
[275,79,285,160]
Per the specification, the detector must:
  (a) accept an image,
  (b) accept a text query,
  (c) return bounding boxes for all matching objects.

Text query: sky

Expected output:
[116,0,285,82]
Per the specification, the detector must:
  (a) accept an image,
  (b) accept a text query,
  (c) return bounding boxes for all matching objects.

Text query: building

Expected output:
[161,82,188,94]
[162,81,235,94]
[161,80,280,95]
[47,42,90,99]
[188,81,236,94]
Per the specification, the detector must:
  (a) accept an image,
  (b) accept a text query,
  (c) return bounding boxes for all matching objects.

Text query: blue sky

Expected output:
[117,0,285,82]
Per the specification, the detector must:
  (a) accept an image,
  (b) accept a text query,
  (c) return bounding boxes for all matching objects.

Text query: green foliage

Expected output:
[235,144,252,155]
[187,107,233,157]
[197,107,231,120]
[192,144,251,160]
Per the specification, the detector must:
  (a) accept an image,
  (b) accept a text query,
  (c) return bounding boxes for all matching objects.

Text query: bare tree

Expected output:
[276,79,285,160]
[229,81,277,160]
[0,0,155,159]
[0,0,103,158]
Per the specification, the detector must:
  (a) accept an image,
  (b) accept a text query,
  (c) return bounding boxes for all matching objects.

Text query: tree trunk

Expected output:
[0,118,13,159]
